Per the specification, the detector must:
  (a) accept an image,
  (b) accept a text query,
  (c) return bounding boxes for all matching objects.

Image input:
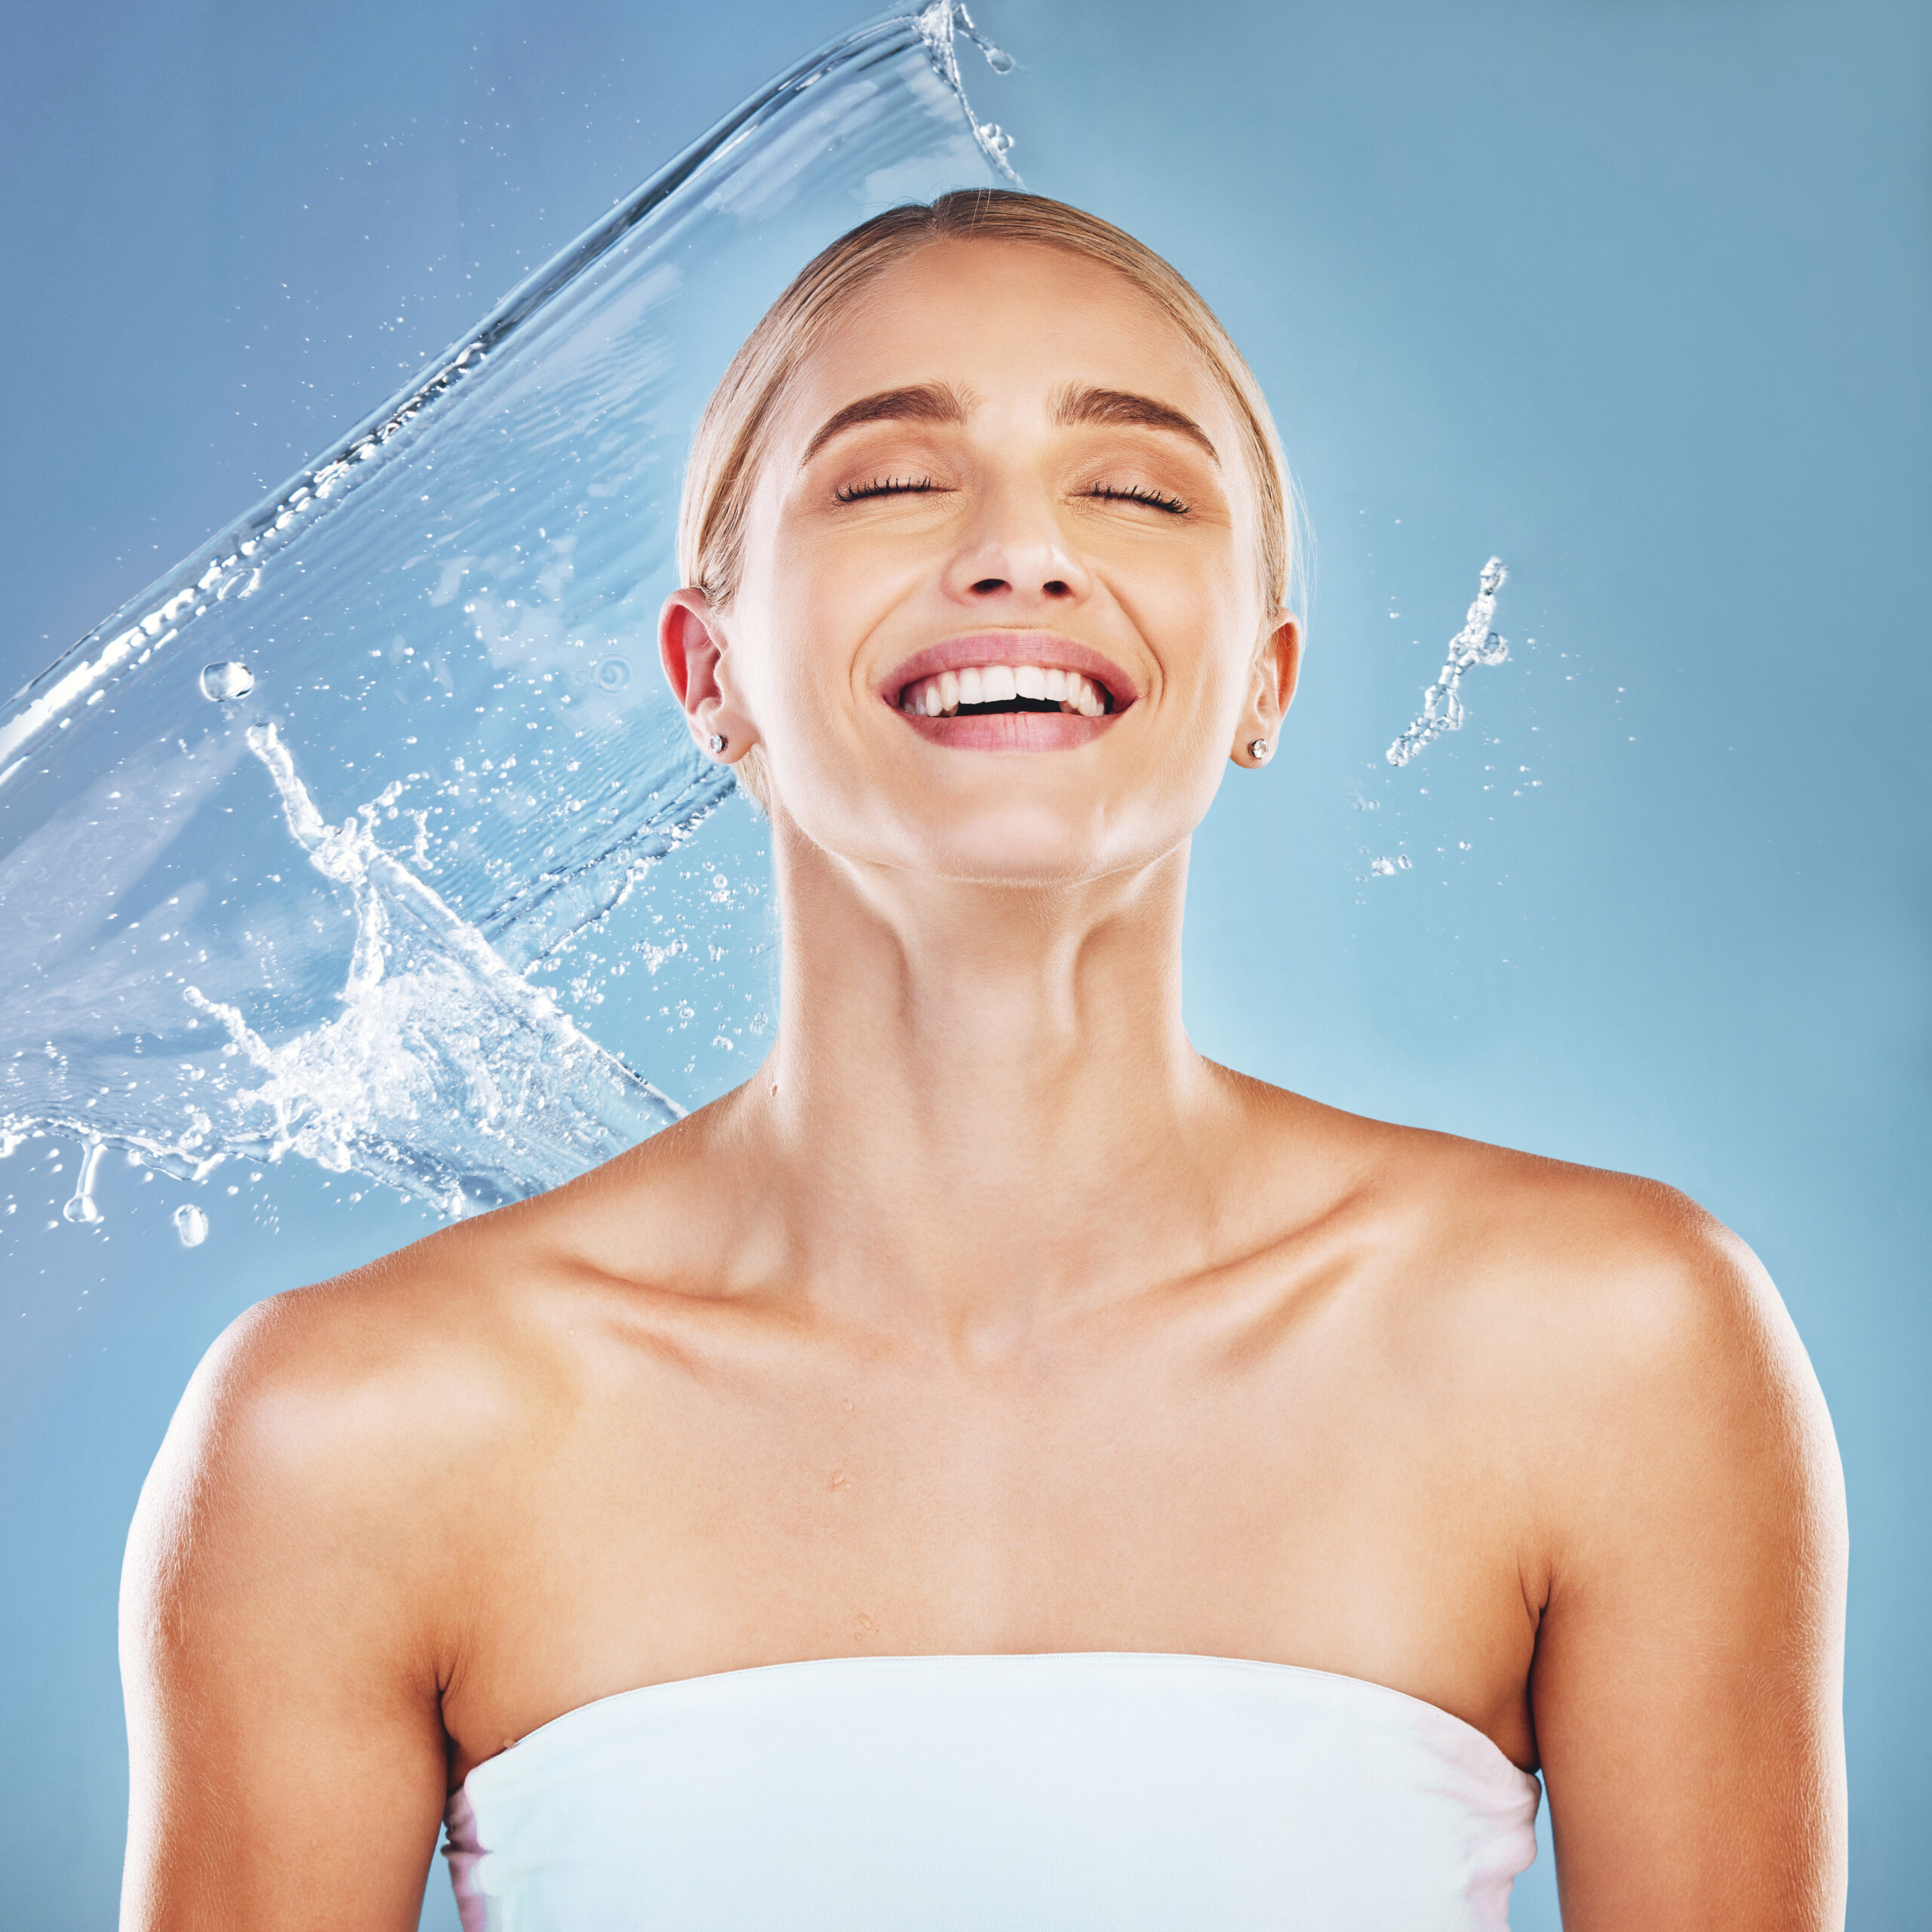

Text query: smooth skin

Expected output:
[122,239,1847,1929]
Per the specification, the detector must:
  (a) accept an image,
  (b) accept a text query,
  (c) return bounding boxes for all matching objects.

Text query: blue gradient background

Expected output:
[2,3,1925,1925]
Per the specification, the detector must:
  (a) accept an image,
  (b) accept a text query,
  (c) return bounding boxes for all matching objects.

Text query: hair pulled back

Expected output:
[678,189,1297,623]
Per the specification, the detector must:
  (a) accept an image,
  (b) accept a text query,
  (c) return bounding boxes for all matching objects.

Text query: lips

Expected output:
[880,634,1137,750]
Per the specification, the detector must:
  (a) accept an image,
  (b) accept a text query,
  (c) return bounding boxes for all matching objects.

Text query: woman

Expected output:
[120,192,1847,1930]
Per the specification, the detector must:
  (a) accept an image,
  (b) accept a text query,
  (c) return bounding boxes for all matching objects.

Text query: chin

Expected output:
[899,801,1154,888]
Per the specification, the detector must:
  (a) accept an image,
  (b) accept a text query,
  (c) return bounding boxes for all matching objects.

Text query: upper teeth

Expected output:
[900,665,1109,718]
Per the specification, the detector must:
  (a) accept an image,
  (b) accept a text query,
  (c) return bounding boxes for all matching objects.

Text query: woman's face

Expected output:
[674,238,1297,887]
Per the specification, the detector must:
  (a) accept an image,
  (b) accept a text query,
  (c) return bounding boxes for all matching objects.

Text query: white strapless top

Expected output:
[444,1652,1540,1930]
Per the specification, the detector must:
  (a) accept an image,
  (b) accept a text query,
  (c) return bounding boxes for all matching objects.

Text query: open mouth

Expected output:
[880,636,1135,749]
[897,663,1115,719]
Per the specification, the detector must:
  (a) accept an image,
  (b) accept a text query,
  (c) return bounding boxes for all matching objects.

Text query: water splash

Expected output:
[921,2,1020,174]
[1385,558,1510,768]
[0,5,1017,1217]
[166,721,685,1216]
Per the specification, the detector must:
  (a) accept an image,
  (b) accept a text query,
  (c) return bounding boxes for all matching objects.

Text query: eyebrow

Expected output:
[1054,384,1219,463]
[801,383,971,465]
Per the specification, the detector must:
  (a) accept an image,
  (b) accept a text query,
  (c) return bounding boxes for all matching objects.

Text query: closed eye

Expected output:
[1089,482,1189,515]
[835,475,940,503]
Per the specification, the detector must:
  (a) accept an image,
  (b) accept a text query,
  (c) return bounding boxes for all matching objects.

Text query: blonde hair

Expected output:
[678,189,1298,623]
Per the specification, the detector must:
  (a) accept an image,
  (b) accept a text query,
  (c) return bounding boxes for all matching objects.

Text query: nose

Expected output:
[942,487,1091,612]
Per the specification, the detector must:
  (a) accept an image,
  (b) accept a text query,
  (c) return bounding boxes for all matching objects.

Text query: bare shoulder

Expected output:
[1241,1082,1844,1557]
[147,1203,545,1473]
[1302,1101,1845,1604]
[1407,1128,1833,1468]
[1272,1110,1852,1920]
[125,1105,734,1624]
[118,1197,612,1924]
[1274,1094,1826,1423]
[125,1207,552,1666]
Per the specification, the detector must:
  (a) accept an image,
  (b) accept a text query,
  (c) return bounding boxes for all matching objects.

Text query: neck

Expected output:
[715,811,1241,1340]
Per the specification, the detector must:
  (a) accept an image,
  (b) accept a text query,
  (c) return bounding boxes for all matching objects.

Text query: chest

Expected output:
[445,1317,1540,1776]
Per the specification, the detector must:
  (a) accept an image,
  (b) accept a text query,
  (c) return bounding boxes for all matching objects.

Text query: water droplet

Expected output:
[199,660,255,701]
[1370,857,1398,877]
[61,1139,106,1223]
[829,1469,851,1490]
[173,1204,209,1247]
[983,47,1015,72]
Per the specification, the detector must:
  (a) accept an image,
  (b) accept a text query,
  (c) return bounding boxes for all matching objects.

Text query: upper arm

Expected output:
[120,1293,455,1930]
[1527,1199,1847,1930]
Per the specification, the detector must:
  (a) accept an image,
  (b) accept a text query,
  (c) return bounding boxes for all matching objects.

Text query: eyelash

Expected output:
[833,476,1189,515]
[835,475,937,503]
[1090,482,1189,515]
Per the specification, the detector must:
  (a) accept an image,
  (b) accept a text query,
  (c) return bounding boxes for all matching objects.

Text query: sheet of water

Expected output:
[0,2,1016,1229]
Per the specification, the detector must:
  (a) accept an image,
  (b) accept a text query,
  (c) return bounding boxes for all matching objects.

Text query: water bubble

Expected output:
[1370,857,1398,878]
[199,660,255,701]
[594,658,630,691]
[173,1203,209,1247]
[983,47,1015,73]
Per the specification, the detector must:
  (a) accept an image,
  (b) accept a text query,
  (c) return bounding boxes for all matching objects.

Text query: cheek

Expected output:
[728,509,834,709]
[750,507,933,712]
[728,535,896,818]
[1124,547,1259,737]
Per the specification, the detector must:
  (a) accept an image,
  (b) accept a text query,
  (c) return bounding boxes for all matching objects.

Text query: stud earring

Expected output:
[1248,738,1270,761]
[707,734,728,754]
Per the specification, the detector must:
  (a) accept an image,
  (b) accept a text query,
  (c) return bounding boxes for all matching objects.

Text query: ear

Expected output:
[660,588,753,761]
[1232,614,1302,767]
